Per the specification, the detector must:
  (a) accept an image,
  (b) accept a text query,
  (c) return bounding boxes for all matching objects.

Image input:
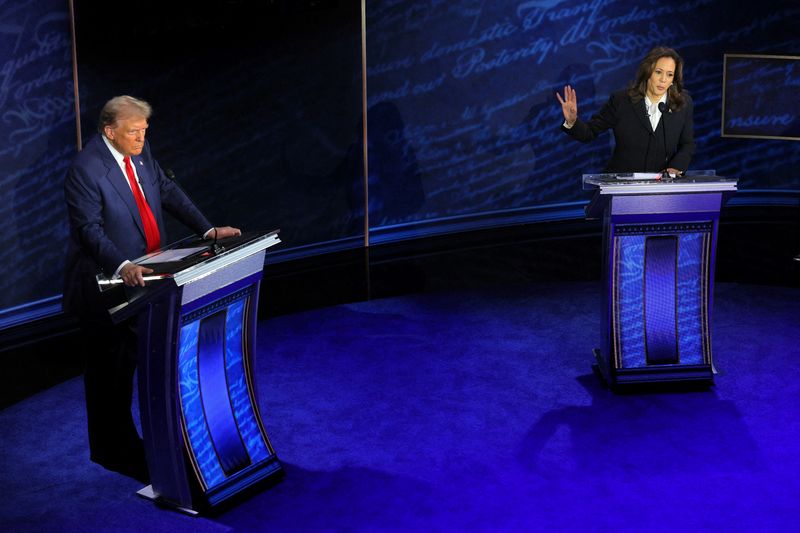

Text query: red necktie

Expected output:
[123,156,161,253]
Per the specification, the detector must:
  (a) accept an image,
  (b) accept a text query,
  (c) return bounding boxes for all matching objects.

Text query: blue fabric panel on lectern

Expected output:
[677,233,705,364]
[617,234,646,368]
[198,311,251,477]
[644,236,678,364]
[178,320,225,488]
[225,299,270,463]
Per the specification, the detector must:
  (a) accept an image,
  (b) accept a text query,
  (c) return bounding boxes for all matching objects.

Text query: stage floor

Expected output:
[2,281,799,532]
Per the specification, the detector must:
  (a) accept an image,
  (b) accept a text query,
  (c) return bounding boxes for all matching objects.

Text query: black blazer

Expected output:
[562,90,695,173]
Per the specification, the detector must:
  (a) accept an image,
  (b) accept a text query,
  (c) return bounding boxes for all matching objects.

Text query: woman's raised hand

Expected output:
[556,85,578,126]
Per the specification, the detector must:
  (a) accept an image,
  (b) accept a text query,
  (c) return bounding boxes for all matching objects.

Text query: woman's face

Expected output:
[647,56,676,99]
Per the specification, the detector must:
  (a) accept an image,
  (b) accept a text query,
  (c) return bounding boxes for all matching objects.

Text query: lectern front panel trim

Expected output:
[181,253,265,307]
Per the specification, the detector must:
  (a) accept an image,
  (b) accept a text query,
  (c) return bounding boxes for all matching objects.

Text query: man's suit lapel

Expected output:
[97,139,146,240]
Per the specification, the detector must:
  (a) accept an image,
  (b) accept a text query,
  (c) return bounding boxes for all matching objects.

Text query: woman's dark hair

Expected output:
[627,46,686,111]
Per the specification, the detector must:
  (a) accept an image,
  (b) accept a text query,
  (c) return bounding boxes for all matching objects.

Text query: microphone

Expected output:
[657,102,672,180]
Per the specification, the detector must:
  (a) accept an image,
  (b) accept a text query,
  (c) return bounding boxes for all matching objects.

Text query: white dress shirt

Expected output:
[644,93,667,132]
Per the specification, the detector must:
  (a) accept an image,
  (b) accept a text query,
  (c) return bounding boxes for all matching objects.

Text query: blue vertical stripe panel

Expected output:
[198,311,251,477]
[178,320,225,489]
[617,234,647,368]
[225,299,270,463]
[644,236,679,364]
[677,233,705,364]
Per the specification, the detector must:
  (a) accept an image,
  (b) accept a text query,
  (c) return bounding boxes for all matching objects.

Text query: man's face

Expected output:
[105,115,148,157]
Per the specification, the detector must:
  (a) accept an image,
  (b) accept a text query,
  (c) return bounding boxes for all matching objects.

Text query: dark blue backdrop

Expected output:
[2,0,799,323]
[0,0,73,319]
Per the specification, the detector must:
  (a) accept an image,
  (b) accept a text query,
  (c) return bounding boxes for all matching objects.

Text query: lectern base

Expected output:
[593,349,714,389]
[136,485,199,516]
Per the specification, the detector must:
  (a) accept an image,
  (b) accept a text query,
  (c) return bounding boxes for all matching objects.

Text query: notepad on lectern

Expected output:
[614,172,664,180]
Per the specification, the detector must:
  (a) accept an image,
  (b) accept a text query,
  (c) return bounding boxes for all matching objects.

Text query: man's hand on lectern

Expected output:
[208,226,242,239]
[120,263,153,287]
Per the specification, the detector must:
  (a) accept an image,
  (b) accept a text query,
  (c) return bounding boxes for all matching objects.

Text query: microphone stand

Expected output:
[658,101,673,181]
[644,104,654,176]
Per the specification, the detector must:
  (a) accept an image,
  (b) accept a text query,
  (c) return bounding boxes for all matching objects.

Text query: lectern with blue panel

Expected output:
[584,174,737,387]
[102,230,283,513]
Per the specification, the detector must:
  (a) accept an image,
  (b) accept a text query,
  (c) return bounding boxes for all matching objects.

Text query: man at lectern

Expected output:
[556,46,695,176]
[63,95,241,483]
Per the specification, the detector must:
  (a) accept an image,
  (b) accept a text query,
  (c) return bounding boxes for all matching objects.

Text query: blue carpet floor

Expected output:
[2,282,799,532]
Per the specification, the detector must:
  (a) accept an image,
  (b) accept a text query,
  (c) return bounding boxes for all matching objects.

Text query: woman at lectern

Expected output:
[556,46,695,176]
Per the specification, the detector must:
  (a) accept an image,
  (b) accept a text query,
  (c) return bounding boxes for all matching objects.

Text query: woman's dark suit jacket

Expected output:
[562,90,695,173]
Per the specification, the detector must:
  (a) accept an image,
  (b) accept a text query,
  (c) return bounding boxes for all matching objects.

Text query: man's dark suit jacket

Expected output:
[63,134,212,321]
[562,90,695,173]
